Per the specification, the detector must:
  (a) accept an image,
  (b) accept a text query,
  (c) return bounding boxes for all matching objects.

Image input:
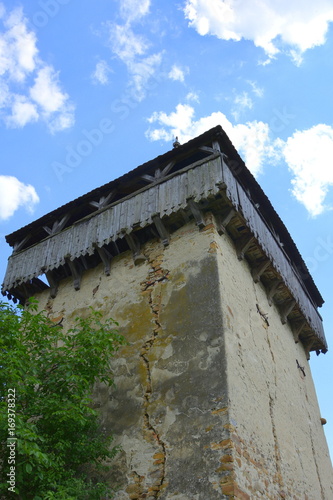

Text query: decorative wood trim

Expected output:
[152,215,169,246]
[125,234,147,265]
[251,259,270,283]
[235,234,255,260]
[280,299,296,325]
[188,199,205,229]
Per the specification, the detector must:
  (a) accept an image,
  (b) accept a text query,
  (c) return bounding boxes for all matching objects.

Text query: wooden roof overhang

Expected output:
[2,126,327,356]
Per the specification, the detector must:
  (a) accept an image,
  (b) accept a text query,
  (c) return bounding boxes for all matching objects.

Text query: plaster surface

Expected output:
[36,216,333,499]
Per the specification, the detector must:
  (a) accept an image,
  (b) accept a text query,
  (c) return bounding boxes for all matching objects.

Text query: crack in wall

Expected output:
[303,386,325,498]
[139,250,169,499]
[266,331,285,498]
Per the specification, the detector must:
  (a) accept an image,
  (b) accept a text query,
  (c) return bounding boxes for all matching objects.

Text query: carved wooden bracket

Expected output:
[96,246,112,276]
[188,199,205,229]
[280,299,296,325]
[65,257,82,291]
[46,270,59,299]
[235,234,255,260]
[291,319,307,343]
[216,208,236,235]
[125,234,147,265]
[152,215,169,246]
[267,279,283,306]
[251,259,270,283]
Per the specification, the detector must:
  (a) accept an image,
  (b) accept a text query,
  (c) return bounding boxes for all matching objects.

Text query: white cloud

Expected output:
[107,21,162,101]
[146,104,279,176]
[120,0,151,23]
[168,64,187,82]
[91,60,112,85]
[0,6,74,132]
[186,91,199,102]
[232,91,253,120]
[6,95,38,127]
[0,175,39,221]
[183,0,333,63]
[281,125,333,216]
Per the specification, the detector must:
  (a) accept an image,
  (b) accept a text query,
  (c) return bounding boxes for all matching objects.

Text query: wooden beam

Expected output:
[65,258,82,291]
[303,338,316,360]
[46,271,59,299]
[141,173,156,183]
[125,234,146,265]
[267,279,283,306]
[161,161,175,177]
[280,299,296,325]
[291,319,307,343]
[13,235,31,253]
[199,146,215,154]
[43,214,71,236]
[89,190,116,210]
[188,199,205,229]
[152,215,169,246]
[96,247,112,276]
[216,208,236,235]
[212,140,221,152]
[235,234,255,260]
[251,259,270,283]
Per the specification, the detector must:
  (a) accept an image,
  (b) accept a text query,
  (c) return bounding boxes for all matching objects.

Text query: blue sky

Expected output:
[1,0,333,458]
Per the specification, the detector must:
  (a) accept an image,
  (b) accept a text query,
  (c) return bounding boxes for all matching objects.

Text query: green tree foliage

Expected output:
[0,299,126,499]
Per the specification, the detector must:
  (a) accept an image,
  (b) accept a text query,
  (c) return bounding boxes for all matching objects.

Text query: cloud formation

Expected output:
[146,104,278,176]
[91,60,113,85]
[106,0,162,101]
[168,65,188,83]
[0,5,74,132]
[282,125,333,216]
[0,175,39,221]
[146,103,333,216]
[183,0,333,63]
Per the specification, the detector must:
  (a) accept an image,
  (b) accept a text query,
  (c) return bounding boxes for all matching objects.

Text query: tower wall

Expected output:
[35,215,333,499]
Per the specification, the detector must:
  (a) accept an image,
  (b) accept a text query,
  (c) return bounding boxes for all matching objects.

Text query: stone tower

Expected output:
[3,126,333,499]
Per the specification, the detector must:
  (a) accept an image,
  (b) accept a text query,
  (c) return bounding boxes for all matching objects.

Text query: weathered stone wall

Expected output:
[214,223,333,499]
[36,215,333,499]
